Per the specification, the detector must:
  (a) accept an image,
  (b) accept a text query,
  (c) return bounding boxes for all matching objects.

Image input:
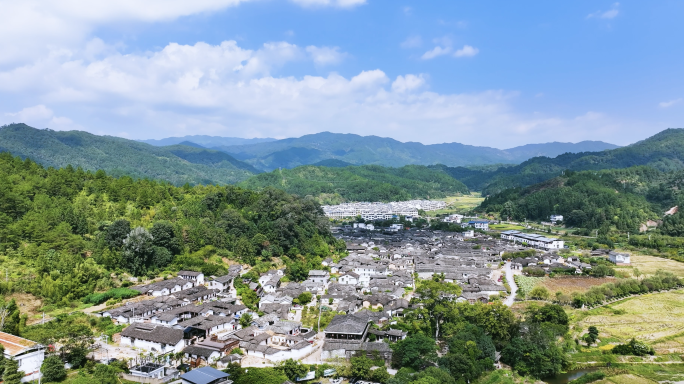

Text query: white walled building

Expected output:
[0,332,45,382]
[120,323,186,354]
[500,230,565,250]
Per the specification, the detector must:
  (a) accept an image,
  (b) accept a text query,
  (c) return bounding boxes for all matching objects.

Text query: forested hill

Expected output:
[0,124,258,185]
[478,165,684,237]
[239,164,469,204]
[439,128,684,194]
[0,152,340,305]
[215,131,618,171]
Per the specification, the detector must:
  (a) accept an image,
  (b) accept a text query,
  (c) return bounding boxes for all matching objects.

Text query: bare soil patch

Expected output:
[539,276,615,295]
[7,293,44,324]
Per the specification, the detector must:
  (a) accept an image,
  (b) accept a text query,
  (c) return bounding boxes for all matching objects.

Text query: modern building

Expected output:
[500,230,564,250]
[462,220,489,230]
[550,215,564,223]
[0,332,45,382]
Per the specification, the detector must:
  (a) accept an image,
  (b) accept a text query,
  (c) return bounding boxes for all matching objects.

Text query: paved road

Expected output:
[503,261,518,306]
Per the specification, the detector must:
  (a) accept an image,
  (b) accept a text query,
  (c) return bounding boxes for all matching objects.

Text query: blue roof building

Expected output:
[180,366,231,384]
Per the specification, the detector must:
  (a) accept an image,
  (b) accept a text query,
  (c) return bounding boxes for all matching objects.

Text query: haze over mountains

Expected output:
[139,135,276,148]
[182,132,620,171]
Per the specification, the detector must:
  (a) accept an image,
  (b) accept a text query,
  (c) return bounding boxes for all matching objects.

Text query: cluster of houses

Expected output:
[322,200,446,220]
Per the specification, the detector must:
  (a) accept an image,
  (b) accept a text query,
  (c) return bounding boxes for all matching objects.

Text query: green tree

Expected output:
[93,364,119,384]
[235,367,288,384]
[391,334,438,370]
[121,227,155,276]
[104,219,130,249]
[276,359,309,381]
[529,286,550,301]
[351,355,373,380]
[414,279,462,339]
[3,359,23,384]
[239,313,253,328]
[370,366,391,383]
[41,355,67,382]
[297,292,313,305]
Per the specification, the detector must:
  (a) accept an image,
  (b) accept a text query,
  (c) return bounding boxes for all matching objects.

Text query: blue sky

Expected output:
[0,0,682,148]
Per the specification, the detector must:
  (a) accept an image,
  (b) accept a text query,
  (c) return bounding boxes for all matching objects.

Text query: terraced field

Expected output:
[578,290,684,354]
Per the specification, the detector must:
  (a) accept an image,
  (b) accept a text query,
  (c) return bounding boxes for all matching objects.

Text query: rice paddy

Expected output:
[614,254,684,278]
[577,290,684,354]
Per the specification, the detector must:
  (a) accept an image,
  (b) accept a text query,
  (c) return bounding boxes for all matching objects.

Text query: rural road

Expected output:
[503,261,517,306]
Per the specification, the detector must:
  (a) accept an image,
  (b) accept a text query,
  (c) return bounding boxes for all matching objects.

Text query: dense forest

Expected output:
[0,152,341,306]
[479,166,684,237]
[239,164,469,203]
[0,124,259,185]
[438,128,684,194]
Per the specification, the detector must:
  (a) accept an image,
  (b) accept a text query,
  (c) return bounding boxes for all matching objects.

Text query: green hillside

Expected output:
[439,128,684,195]
[0,124,258,185]
[239,164,469,203]
[217,131,618,171]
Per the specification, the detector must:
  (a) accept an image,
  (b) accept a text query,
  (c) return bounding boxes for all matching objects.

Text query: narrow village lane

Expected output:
[503,261,517,306]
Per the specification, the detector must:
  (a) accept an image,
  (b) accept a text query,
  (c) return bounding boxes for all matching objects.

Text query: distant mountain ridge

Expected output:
[0,124,259,185]
[440,128,684,194]
[208,132,619,171]
[139,135,276,147]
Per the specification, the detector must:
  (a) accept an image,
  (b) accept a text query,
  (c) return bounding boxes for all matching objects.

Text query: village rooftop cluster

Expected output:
[322,200,447,220]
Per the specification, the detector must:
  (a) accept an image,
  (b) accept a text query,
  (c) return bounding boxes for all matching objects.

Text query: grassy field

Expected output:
[594,374,657,384]
[577,290,684,354]
[438,193,485,212]
[539,276,617,295]
[614,254,684,278]
[490,223,527,231]
[474,370,544,384]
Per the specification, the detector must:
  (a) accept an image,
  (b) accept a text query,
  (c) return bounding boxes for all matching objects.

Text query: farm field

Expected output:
[614,254,684,278]
[439,193,485,211]
[489,223,526,231]
[594,374,656,384]
[577,290,684,354]
[538,276,616,295]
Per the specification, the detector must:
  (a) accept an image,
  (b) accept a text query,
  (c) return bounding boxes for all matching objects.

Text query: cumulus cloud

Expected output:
[0,38,636,147]
[453,45,478,58]
[587,2,620,19]
[391,74,426,93]
[306,46,346,66]
[0,0,361,66]
[659,98,682,108]
[421,46,452,60]
[5,105,73,128]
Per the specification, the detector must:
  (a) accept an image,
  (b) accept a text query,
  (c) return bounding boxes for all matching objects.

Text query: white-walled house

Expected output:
[0,332,45,382]
[178,271,205,285]
[608,252,631,265]
[308,270,330,284]
[120,323,186,354]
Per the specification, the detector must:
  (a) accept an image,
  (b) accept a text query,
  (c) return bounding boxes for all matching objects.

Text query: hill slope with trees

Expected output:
[239,164,469,203]
[0,124,258,185]
[0,152,340,306]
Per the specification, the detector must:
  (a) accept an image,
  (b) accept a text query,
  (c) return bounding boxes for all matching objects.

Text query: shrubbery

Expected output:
[82,288,140,305]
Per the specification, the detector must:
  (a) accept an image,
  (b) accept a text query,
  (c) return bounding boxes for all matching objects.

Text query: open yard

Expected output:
[539,276,616,295]
[577,290,684,354]
[614,254,684,278]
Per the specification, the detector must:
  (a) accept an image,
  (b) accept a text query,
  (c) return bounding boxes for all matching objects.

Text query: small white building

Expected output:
[462,220,489,230]
[0,332,45,382]
[550,215,564,223]
[308,270,330,284]
[608,251,631,265]
[178,271,205,285]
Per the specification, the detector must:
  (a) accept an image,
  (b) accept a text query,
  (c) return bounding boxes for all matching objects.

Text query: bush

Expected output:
[568,371,606,384]
[612,338,654,356]
[528,286,550,300]
[82,288,140,305]
[41,355,66,382]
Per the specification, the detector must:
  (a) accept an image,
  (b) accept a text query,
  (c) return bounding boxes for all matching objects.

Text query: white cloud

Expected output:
[5,105,73,129]
[587,2,620,19]
[421,46,452,60]
[391,74,426,93]
[453,45,479,58]
[0,0,361,66]
[306,46,346,66]
[659,98,682,108]
[0,39,638,147]
[401,35,422,49]
[289,0,366,8]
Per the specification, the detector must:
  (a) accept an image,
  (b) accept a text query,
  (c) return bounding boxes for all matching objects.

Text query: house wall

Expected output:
[12,350,44,383]
[120,337,185,353]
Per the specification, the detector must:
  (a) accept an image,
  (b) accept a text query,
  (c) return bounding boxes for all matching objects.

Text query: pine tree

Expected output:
[3,358,24,384]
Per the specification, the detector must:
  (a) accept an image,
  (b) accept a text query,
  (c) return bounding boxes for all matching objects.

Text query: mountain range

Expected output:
[443,128,684,194]
[210,132,619,171]
[0,124,259,186]
[139,135,276,147]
